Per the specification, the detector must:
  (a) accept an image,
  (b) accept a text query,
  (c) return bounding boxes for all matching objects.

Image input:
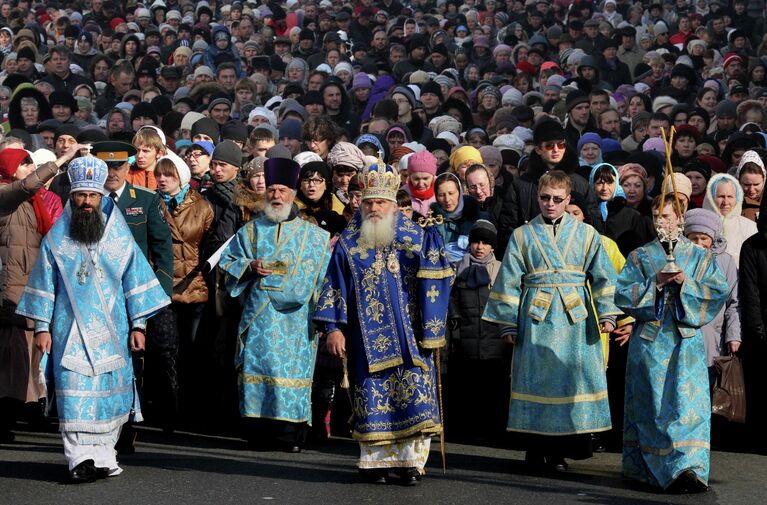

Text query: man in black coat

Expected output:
[498,118,602,255]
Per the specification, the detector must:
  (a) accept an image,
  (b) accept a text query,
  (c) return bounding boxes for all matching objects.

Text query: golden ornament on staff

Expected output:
[656,126,685,274]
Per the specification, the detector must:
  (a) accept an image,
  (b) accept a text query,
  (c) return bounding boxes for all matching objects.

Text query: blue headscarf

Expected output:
[589,163,625,221]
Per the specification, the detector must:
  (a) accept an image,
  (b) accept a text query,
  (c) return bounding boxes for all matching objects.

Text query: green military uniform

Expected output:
[91,142,173,296]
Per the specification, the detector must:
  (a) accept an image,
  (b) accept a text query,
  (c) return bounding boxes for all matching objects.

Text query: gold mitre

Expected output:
[360,155,399,202]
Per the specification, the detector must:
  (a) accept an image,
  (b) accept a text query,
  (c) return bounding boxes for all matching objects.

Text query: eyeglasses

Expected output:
[541,141,566,151]
[185,150,206,159]
[0,96,9,101]
[539,194,566,204]
[302,178,325,186]
[392,98,410,105]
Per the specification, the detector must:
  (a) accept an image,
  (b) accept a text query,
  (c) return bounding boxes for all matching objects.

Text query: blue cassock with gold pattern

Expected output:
[314,211,453,443]
[219,215,331,424]
[16,198,170,441]
[616,237,729,489]
[482,212,621,437]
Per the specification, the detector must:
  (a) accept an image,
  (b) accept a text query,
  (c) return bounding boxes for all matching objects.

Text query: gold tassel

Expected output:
[340,353,350,389]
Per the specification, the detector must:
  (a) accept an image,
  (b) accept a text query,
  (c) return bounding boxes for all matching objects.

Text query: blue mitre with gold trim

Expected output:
[68,156,108,195]
[359,160,398,202]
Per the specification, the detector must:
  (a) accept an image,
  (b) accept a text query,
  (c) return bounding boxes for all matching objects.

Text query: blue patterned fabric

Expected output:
[616,238,729,489]
[314,211,452,442]
[482,213,621,436]
[219,215,330,423]
[16,198,170,440]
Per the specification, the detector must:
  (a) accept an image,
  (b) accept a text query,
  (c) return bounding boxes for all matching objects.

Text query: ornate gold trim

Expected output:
[240,374,312,388]
[511,389,609,404]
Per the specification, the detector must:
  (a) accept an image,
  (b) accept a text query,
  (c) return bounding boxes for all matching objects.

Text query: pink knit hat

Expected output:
[407,150,437,175]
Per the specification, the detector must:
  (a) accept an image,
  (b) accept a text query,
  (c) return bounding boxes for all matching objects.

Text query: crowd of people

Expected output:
[1,0,767,492]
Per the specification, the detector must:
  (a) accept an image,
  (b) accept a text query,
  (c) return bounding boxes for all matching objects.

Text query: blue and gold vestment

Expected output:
[483,213,621,437]
[220,215,330,423]
[616,237,729,489]
[16,198,170,441]
[314,212,452,442]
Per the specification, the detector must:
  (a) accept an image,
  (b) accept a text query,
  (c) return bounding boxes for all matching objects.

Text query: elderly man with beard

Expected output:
[16,156,170,483]
[314,160,453,486]
[219,158,331,453]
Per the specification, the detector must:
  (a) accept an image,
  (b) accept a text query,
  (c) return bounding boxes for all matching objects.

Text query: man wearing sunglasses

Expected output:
[499,118,601,256]
[483,169,620,474]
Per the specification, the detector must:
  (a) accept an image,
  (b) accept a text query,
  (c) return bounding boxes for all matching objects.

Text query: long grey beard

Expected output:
[264,201,292,223]
[69,205,105,245]
[360,212,396,248]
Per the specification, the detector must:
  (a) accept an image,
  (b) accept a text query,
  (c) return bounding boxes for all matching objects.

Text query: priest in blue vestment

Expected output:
[16,156,170,483]
[482,170,622,472]
[616,196,729,493]
[219,157,331,453]
[314,160,452,486]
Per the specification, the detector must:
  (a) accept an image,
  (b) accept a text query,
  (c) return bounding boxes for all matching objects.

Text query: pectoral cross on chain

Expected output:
[426,285,440,303]
[77,262,89,285]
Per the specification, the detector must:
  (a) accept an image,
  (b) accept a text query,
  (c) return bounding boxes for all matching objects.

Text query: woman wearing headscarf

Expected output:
[0,147,75,441]
[154,151,215,413]
[235,157,267,222]
[683,209,740,378]
[590,163,654,256]
[735,150,767,222]
[430,172,490,265]
[7,85,52,131]
[703,172,758,261]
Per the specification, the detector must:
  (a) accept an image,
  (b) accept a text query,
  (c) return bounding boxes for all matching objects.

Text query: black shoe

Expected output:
[115,427,136,455]
[546,457,568,472]
[95,467,111,480]
[69,460,97,484]
[591,433,606,453]
[359,468,388,484]
[0,429,15,443]
[393,467,422,486]
[668,470,708,494]
[524,451,546,471]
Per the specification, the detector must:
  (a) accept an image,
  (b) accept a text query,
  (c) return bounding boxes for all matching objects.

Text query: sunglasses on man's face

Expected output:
[541,141,566,151]
[538,194,566,204]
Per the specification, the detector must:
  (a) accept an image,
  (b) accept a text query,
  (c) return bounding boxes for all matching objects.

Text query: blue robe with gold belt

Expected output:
[482,213,621,436]
[616,238,729,489]
[16,198,170,441]
[313,212,452,442]
[220,215,330,423]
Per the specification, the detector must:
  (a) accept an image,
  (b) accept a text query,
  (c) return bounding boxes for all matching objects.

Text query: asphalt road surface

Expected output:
[2,428,766,505]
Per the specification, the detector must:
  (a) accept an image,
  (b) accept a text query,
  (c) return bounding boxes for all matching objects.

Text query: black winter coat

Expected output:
[596,197,655,257]
[497,147,602,256]
[740,219,767,346]
[448,270,506,361]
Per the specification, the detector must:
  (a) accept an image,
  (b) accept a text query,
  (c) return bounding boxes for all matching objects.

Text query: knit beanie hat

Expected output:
[159,151,192,187]
[352,73,373,90]
[191,117,221,142]
[211,140,242,167]
[278,118,303,140]
[479,146,502,167]
[449,146,483,172]
[469,219,497,249]
[565,89,589,112]
[682,159,712,181]
[407,150,437,175]
[684,208,721,241]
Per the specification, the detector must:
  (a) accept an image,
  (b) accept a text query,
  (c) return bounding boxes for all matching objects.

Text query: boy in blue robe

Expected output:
[617,196,729,493]
[483,170,621,472]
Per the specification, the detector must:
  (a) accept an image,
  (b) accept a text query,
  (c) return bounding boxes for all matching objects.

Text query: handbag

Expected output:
[711,354,747,423]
